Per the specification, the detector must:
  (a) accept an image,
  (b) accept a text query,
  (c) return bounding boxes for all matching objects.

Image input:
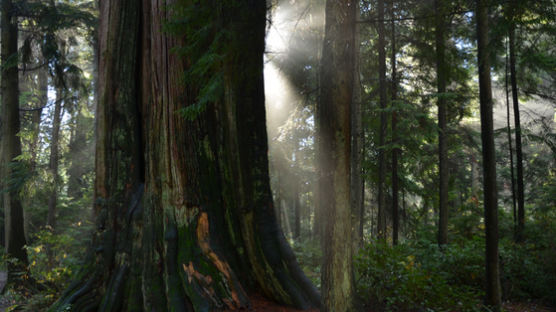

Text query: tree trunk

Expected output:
[29,65,47,173]
[390,0,399,246]
[1,0,29,273]
[67,101,92,200]
[282,199,293,240]
[359,176,365,242]
[47,86,63,230]
[377,0,387,239]
[351,0,363,248]
[318,0,355,311]
[435,0,449,246]
[50,1,320,311]
[476,0,502,310]
[505,38,518,237]
[509,22,525,242]
[294,189,301,239]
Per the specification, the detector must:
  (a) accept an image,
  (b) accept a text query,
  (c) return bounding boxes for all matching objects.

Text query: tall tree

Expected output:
[351,0,364,247]
[476,0,502,309]
[377,0,388,238]
[47,77,64,231]
[508,1,525,241]
[504,38,518,235]
[50,1,320,310]
[1,0,29,273]
[390,0,400,245]
[318,0,356,310]
[435,0,449,246]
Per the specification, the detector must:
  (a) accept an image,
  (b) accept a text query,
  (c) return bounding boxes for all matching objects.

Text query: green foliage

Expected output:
[355,220,556,311]
[355,240,482,312]
[164,1,229,120]
[4,220,94,311]
[500,226,556,305]
[292,238,322,289]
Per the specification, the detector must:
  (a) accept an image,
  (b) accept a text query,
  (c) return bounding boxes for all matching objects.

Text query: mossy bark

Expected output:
[50,1,320,311]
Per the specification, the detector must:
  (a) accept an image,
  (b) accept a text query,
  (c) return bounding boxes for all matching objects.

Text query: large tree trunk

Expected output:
[1,0,29,273]
[50,1,319,311]
[509,20,525,242]
[476,0,502,310]
[390,0,399,246]
[318,0,355,311]
[377,0,387,239]
[435,0,449,246]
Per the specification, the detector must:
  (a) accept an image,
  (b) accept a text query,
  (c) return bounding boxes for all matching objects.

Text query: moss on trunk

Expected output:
[50,1,320,311]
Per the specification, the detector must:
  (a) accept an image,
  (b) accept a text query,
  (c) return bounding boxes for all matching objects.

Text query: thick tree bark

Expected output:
[509,23,525,242]
[377,0,387,239]
[318,0,355,311]
[476,0,502,310]
[1,0,29,272]
[390,0,399,246]
[435,0,449,246]
[50,1,320,311]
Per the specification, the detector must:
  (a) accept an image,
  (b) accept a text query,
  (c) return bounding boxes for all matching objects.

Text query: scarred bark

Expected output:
[50,1,320,311]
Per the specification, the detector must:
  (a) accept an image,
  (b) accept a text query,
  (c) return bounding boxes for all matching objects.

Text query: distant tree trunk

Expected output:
[435,0,449,246]
[67,100,91,200]
[29,65,47,172]
[390,0,399,246]
[318,0,355,310]
[509,20,525,242]
[47,86,63,230]
[1,0,29,274]
[504,38,518,235]
[359,177,365,241]
[377,0,387,239]
[294,189,301,239]
[476,0,502,310]
[471,154,480,200]
[50,1,320,310]
[282,199,293,240]
[276,171,283,227]
[351,0,363,248]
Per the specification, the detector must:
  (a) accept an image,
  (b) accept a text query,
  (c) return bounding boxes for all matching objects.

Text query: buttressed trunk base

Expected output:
[50,1,320,311]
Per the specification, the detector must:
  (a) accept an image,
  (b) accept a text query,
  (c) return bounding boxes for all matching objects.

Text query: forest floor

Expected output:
[222,293,319,312]
[503,302,555,312]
